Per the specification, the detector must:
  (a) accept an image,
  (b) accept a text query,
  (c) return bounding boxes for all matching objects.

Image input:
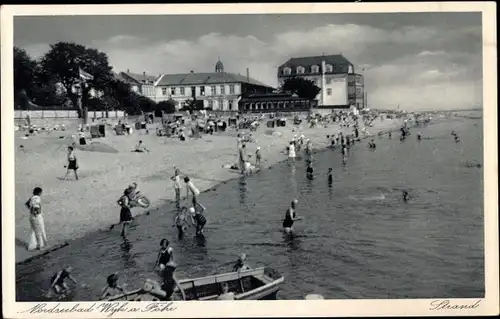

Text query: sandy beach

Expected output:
[15,116,404,262]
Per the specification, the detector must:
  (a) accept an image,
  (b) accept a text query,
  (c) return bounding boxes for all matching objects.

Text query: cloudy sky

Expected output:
[14,13,482,110]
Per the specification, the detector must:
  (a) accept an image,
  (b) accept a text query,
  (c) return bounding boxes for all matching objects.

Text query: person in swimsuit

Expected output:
[402,190,411,203]
[327,168,333,185]
[282,199,300,233]
[50,267,77,295]
[190,207,207,236]
[117,189,133,237]
[184,176,201,207]
[173,207,190,239]
[99,273,127,300]
[145,262,186,301]
[63,146,79,180]
[155,239,174,271]
[232,253,251,272]
[306,162,314,179]
[159,262,186,301]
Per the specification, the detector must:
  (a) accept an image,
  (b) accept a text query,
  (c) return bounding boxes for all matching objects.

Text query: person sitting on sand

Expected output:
[232,253,251,272]
[155,239,175,271]
[133,140,149,152]
[99,273,127,300]
[217,283,235,300]
[179,130,186,141]
[190,206,207,236]
[63,146,79,180]
[50,267,78,295]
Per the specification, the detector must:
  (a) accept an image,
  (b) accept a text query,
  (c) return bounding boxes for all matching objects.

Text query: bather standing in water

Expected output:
[402,190,411,202]
[283,199,300,234]
[327,168,333,186]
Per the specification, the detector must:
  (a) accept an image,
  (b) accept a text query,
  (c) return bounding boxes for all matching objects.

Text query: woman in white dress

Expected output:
[26,187,48,251]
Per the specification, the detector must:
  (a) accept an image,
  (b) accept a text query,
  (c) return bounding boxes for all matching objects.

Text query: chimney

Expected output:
[127,69,130,73]
[143,71,147,82]
[246,68,250,82]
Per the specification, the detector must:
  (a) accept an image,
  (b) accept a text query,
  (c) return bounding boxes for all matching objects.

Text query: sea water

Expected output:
[16,116,484,300]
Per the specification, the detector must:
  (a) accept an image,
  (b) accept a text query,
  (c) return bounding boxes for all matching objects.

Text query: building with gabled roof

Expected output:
[277,54,365,110]
[116,70,159,100]
[155,58,274,111]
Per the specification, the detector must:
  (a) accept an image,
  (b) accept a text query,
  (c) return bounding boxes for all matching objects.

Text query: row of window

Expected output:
[325,87,362,96]
[282,64,345,75]
[161,84,236,96]
[243,100,310,110]
[206,99,236,110]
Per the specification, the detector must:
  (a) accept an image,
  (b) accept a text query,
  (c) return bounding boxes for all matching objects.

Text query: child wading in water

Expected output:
[189,206,207,236]
[48,267,78,297]
[173,207,191,239]
[63,146,79,180]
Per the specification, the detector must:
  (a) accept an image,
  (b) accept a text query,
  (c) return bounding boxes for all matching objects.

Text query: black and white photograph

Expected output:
[2,3,498,318]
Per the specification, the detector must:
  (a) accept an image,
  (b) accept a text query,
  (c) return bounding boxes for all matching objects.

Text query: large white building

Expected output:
[277,54,365,109]
[154,59,273,111]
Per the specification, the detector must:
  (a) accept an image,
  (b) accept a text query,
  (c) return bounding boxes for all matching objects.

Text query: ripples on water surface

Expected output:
[16,118,484,300]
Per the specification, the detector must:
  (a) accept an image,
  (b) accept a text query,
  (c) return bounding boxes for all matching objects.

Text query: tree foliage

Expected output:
[181,99,204,112]
[280,77,321,100]
[14,42,158,116]
[14,47,67,108]
[156,99,177,116]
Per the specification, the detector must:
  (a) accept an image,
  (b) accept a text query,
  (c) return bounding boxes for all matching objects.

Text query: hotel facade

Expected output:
[277,54,365,109]
[153,59,273,111]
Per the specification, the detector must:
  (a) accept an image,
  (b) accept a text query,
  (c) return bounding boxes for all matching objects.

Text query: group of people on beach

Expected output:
[25,110,443,301]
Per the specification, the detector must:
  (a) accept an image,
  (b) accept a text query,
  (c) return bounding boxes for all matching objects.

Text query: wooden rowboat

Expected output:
[106,267,284,301]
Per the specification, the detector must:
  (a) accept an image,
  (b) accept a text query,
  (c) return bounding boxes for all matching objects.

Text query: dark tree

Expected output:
[156,99,177,116]
[39,42,114,118]
[280,77,321,100]
[181,99,204,111]
[14,47,38,95]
